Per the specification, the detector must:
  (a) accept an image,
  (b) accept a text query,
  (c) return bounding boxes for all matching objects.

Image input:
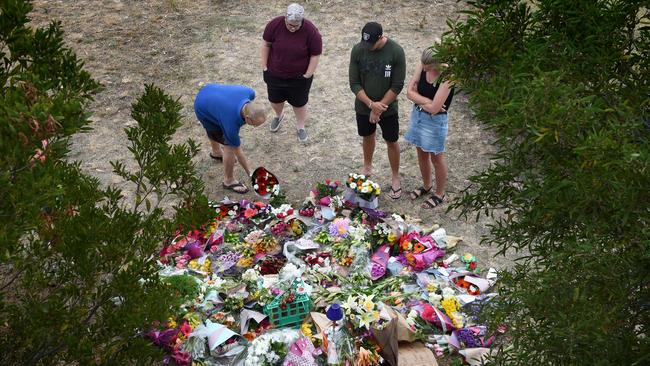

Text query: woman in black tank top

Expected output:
[404,46,454,209]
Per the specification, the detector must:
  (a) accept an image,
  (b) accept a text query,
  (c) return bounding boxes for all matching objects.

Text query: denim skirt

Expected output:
[405,105,448,154]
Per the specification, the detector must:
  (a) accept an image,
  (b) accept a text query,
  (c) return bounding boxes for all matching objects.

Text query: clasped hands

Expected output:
[369,101,388,123]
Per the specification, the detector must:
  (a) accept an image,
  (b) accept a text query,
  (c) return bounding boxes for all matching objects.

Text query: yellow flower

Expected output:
[237,257,253,268]
[301,323,313,338]
[188,260,199,270]
[361,295,375,312]
[201,259,212,273]
[427,283,439,293]
[167,317,177,329]
[441,297,460,319]
[387,232,397,243]
[183,312,201,328]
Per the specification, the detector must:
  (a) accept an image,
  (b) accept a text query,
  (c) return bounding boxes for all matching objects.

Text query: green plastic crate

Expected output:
[263,292,311,329]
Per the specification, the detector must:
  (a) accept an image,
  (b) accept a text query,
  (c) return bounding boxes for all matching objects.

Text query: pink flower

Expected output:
[319,196,332,206]
[169,349,191,366]
[179,321,192,337]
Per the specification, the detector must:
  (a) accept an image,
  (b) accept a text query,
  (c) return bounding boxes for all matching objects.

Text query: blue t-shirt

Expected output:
[194,84,255,147]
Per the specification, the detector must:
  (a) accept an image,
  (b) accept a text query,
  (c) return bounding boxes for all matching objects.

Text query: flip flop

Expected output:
[410,186,432,200]
[389,186,402,200]
[209,153,223,162]
[222,181,249,194]
[422,194,444,209]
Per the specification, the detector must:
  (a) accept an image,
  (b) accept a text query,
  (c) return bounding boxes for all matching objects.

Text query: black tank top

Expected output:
[417,70,454,111]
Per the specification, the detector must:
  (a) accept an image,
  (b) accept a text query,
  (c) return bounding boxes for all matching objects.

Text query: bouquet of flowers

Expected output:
[344,173,381,209]
[340,294,387,330]
[395,231,445,271]
[304,179,344,220]
[251,167,280,199]
[244,330,299,366]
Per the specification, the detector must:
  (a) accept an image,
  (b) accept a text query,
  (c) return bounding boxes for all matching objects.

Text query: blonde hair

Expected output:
[246,100,268,122]
[421,46,439,66]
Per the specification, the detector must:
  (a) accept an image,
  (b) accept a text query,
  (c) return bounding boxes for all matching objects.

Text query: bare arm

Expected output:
[261,41,271,70]
[422,81,452,114]
[406,63,433,105]
[304,54,320,77]
[225,145,252,177]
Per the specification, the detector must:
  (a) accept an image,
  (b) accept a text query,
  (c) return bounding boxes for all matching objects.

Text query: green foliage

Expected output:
[438,1,649,364]
[268,190,289,207]
[163,275,201,306]
[0,1,212,364]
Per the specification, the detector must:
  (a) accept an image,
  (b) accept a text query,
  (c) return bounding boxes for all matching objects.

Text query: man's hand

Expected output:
[370,101,388,114]
[303,73,313,79]
[369,110,381,124]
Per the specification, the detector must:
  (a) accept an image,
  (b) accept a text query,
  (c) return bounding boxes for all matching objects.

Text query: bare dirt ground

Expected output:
[29,0,509,271]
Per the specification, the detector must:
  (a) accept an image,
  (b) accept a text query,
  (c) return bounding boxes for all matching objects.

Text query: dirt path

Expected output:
[30,0,508,270]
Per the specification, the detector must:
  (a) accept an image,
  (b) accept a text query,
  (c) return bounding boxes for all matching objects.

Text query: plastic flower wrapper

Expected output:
[416,301,456,332]
[283,336,321,366]
[211,251,241,274]
[395,231,445,271]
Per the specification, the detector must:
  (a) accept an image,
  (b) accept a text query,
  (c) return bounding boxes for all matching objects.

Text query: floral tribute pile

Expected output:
[149,177,505,366]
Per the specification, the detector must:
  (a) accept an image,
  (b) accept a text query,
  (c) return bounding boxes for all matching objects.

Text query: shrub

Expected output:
[439,1,650,364]
[0,1,212,364]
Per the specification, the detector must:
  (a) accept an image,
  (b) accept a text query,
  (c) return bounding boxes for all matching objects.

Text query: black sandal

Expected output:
[209,153,223,162]
[410,186,432,200]
[389,186,402,200]
[422,194,444,209]
[222,181,249,194]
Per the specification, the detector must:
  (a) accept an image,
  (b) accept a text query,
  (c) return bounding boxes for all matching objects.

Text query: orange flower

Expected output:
[414,242,426,253]
[244,208,258,219]
[401,240,413,252]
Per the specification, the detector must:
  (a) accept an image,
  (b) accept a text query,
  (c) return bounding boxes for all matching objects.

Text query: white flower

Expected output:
[350,182,357,189]
[429,293,443,307]
[442,287,455,298]
[253,184,259,190]
[242,268,259,282]
[279,263,301,282]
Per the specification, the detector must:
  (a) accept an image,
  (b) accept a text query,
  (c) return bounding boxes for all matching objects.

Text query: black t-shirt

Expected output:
[417,70,454,111]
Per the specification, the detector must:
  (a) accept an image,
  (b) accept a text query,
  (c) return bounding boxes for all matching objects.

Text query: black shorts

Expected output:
[205,127,227,145]
[264,70,313,107]
[356,113,399,142]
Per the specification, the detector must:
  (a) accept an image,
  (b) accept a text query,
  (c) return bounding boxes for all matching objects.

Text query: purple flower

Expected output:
[328,218,350,238]
[457,328,480,348]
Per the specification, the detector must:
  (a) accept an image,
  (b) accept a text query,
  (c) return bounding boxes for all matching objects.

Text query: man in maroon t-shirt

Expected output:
[261,3,322,143]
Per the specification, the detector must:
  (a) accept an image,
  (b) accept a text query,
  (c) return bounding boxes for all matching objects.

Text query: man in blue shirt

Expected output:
[194,84,268,194]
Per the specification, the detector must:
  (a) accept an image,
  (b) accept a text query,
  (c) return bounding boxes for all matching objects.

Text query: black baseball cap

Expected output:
[361,22,382,48]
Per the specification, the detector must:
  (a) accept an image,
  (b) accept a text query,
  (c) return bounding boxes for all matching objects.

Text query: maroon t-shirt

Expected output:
[263,16,322,79]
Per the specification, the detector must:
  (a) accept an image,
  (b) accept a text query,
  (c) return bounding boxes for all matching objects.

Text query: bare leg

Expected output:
[362,134,376,176]
[209,140,223,158]
[416,147,433,190]
[292,104,307,130]
[222,146,237,186]
[431,152,448,198]
[271,102,285,119]
[386,140,401,190]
